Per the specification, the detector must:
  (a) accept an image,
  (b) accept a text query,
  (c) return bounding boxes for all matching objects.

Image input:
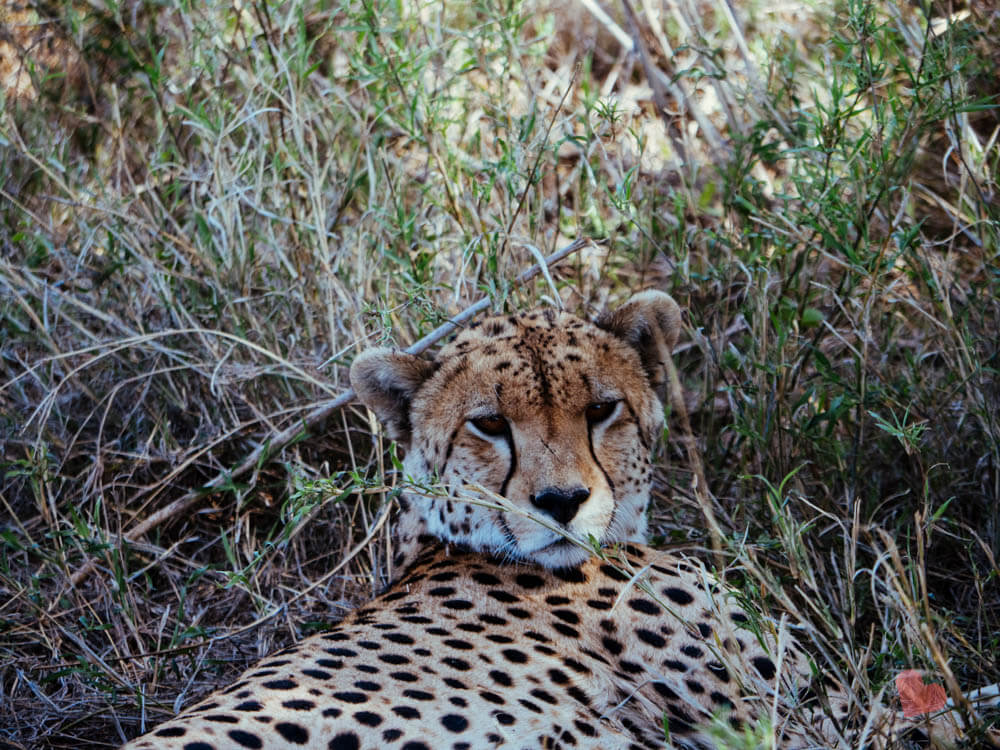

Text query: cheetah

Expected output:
[122,291,987,749]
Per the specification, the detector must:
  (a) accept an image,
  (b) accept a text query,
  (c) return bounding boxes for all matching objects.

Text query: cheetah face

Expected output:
[351,291,681,569]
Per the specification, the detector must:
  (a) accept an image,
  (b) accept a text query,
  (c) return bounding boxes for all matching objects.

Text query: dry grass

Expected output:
[1,0,998,747]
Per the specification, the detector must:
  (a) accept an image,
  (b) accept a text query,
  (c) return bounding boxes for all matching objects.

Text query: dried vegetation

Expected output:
[1,0,998,747]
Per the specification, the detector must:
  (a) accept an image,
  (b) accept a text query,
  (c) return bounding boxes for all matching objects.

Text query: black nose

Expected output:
[530,486,591,525]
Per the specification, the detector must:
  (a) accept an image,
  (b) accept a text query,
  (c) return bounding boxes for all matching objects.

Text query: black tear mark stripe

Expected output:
[587,423,616,496]
[498,429,517,498]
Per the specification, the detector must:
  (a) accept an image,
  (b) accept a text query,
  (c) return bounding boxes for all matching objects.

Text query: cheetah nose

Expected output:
[530,486,591,525]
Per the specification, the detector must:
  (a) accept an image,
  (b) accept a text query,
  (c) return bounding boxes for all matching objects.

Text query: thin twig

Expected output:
[68,237,593,587]
[619,0,689,168]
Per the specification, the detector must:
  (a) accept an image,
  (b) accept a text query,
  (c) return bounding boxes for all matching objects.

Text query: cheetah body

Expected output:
[122,293,904,750]
[123,542,818,750]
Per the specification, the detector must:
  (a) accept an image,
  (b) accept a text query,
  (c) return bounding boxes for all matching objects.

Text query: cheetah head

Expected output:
[350,291,681,569]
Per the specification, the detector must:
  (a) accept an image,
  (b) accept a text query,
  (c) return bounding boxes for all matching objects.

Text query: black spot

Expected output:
[385,633,416,645]
[696,622,712,638]
[206,714,240,724]
[302,669,332,680]
[574,719,597,737]
[707,662,730,682]
[429,586,457,597]
[262,679,297,690]
[393,705,421,719]
[443,639,474,650]
[379,653,409,665]
[636,628,666,648]
[680,645,703,658]
[325,646,358,657]
[548,668,570,684]
[403,689,434,701]
[382,729,403,742]
[443,656,472,671]
[441,714,469,732]
[399,615,433,624]
[354,711,382,727]
[183,744,213,750]
[553,623,580,638]
[401,742,430,750]
[599,564,630,582]
[601,636,623,655]
[653,682,680,700]
[530,688,557,705]
[155,727,186,737]
[275,723,309,744]
[333,691,368,704]
[490,669,513,686]
[628,598,661,615]
[562,657,591,674]
[472,572,502,585]
[663,659,687,672]
[753,656,777,680]
[487,590,519,603]
[282,699,315,710]
[328,732,360,750]
[389,672,418,683]
[479,691,504,704]
[518,698,543,713]
[586,599,612,610]
[516,573,546,589]
[711,691,737,710]
[494,710,516,725]
[552,609,580,624]
[685,678,705,694]
[501,648,528,663]
[228,730,263,749]
[663,587,695,605]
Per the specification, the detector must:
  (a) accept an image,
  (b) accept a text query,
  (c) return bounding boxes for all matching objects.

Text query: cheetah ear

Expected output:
[350,348,437,446]
[595,290,682,391]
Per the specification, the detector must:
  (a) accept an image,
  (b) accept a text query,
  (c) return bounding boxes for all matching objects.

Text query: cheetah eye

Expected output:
[469,414,508,437]
[585,401,619,425]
